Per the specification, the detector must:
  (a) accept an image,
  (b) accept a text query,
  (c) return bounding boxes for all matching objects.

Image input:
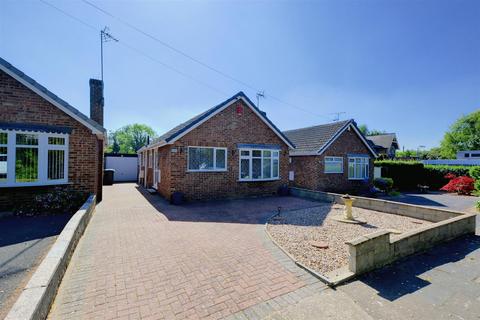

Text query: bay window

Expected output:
[239,148,279,181]
[0,130,69,187]
[188,147,227,171]
[348,156,369,180]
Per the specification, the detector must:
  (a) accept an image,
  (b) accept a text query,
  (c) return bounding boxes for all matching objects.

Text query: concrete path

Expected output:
[48,184,330,320]
[0,214,71,319]
[338,234,480,320]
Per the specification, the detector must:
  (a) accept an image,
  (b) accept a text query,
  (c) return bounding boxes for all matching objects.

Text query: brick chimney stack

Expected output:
[89,79,104,126]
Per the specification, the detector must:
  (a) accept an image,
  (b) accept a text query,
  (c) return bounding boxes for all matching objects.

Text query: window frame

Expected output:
[324,156,343,174]
[238,148,280,182]
[187,146,228,172]
[0,130,69,187]
[347,156,370,180]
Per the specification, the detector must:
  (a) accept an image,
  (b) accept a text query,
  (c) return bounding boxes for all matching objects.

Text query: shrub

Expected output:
[469,166,480,191]
[14,187,87,216]
[424,165,473,189]
[440,175,475,195]
[476,200,480,212]
[374,177,394,192]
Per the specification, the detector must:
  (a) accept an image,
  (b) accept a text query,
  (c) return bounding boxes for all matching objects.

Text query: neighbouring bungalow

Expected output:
[367,133,399,159]
[138,92,295,201]
[284,120,378,194]
[0,57,106,210]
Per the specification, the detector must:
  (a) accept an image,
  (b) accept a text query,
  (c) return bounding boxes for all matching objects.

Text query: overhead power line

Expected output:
[39,0,228,96]
[80,0,333,119]
[40,0,334,120]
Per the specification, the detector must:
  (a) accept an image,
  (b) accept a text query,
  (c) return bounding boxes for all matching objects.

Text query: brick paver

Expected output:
[48,184,324,320]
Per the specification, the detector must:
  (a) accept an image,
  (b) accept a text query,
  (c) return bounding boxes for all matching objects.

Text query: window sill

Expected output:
[187,169,228,173]
[0,181,70,188]
[325,172,344,174]
[238,178,280,182]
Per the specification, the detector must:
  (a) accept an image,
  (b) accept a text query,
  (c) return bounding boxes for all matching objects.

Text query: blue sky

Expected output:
[1,0,479,150]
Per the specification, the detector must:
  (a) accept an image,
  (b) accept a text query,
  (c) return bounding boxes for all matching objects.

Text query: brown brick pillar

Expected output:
[89,79,104,126]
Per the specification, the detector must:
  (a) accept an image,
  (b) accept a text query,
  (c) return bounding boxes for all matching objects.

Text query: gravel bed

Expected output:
[266,203,432,275]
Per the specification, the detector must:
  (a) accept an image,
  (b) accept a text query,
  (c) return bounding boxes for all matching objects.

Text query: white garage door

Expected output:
[105,155,138,182]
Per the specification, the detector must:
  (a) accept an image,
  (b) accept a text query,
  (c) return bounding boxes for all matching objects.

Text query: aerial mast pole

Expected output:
[256,91,265,108]
[100,26,118,81]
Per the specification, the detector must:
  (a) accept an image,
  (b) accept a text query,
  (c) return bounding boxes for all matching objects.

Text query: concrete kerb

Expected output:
[5,195,97,320]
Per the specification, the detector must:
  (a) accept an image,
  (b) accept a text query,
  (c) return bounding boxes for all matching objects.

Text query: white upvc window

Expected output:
[0,130,69,187]
[187,146,227,172]
[348,156,369,180]
[239,149,280,181]
[148,150,153,168]
[324,156,343,173]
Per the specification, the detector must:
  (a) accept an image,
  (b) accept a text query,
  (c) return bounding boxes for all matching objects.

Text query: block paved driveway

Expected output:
[48,183,326,320]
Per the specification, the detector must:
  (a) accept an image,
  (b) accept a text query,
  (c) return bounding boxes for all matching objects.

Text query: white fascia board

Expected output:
[349,124,379,158]
[317,122,378,158]
[239,97,295,149]
[138,140,168,153]
[0,64,104,135]
[168,96,295,149]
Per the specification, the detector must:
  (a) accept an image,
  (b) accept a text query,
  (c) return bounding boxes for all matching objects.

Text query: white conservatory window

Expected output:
[348,156,369,180]
[187,147,227,171]
[239,149,279,181]
[324,156,343,173]
[0,130,69,187]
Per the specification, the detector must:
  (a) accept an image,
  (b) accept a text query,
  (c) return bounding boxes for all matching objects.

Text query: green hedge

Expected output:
[374,161,424,190]
[374,160,478,190]
[424,165,472,189]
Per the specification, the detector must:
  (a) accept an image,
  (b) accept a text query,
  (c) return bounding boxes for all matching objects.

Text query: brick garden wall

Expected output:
[0,70,103,210]
[155,99,290,201]
[290,129,374,193]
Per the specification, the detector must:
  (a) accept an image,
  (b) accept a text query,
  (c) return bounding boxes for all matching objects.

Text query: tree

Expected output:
[439,110,480,158]
[358,124,368,135]
[357,124,386,136]
[368,129,387,136]
[425,147,442,159]
[111,136,120,154]
[107,124,157,154]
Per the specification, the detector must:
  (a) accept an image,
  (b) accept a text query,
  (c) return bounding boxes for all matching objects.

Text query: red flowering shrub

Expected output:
[440,174,475,195]
[444,173,457,180]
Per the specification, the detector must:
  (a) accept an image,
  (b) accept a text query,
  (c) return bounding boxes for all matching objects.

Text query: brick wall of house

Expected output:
[0,70,103,210]
[290,128,374,194]
[158,99,289,201]
[155,146,173,200]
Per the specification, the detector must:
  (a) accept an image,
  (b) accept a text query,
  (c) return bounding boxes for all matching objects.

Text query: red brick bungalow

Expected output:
[138,92,295,201]
[0,57,106,210]
[284,120,378,193]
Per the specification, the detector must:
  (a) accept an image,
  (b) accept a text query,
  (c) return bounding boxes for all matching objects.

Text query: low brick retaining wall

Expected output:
[290,187,477,278]
[5,195,97,320]
[289,187,463,222]
[346,213,477,274]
